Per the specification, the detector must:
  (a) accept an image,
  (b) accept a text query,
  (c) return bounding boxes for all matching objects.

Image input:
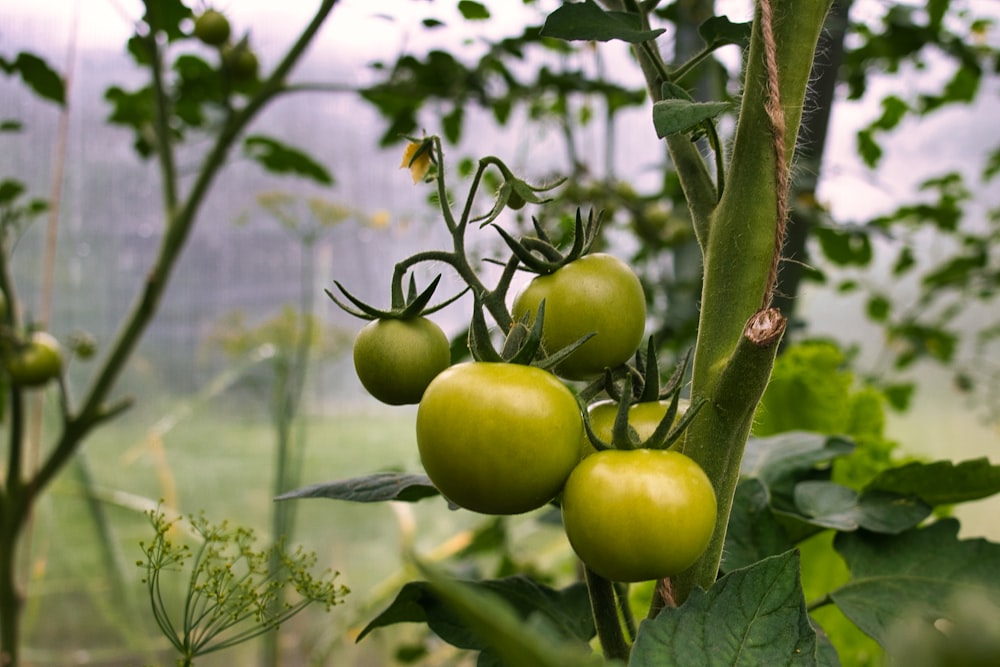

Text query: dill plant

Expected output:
[138,509,347,666]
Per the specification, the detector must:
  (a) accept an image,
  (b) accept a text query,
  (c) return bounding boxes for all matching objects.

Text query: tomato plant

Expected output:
[352,317,450,406]
[512,253,646,380]
[415,362,582,515]
[6,331,63,388]
[561,448,717,582]
[193,9,231,46]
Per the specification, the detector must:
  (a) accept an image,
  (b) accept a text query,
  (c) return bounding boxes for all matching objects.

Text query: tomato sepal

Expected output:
[494,208,602,274]
[327,273,467,321]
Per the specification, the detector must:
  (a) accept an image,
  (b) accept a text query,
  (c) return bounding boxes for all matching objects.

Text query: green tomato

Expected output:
[416,362,582,515]
[512,253,646,380]
[193,9,231,46]
[583,398,689,457]
[222,43,259,83]
[7,331,63,388]
[561,448,717,582]
[353,317,450,406]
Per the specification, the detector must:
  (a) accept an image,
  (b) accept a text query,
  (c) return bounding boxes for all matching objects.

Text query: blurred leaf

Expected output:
[0,179,26,206]
[865,295,890,322]
[742,433,855,508]
[541,1,666,43]
[891,246,916,275]
[275,472,440,503]
[442,105,464,143]
[921,62,981,112]
[722,478,796,572]
[0,120,23,132]
[458,1,490,20]
[856,129,881,168]
[865,458,1000,506]
[793,482,929,534]
[0,52,66,105]
[920,244,987,290]
[881,382,914,411]
[630,552,829,666]
[418,566,603,667]
[244,136,334,185]
[889,322,957,367]
[141,0,193,42]
[652,99,729,138]
[754,342,854,437]
[831,519,1000,648]
[357,576,596,662]
[173,54,223,127]
[984,146,1000,182]
[814,226,872,266]
[698,16,751,50]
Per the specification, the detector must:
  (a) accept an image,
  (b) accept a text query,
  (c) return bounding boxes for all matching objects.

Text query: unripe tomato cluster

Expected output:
[192,8,259,85]
[346,253,718,582]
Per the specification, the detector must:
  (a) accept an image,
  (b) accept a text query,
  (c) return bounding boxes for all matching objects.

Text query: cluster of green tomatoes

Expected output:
[192,8,259,84]
[347,249,718,583]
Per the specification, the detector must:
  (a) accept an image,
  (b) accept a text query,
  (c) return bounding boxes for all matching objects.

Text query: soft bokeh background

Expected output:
[1,1,998,665]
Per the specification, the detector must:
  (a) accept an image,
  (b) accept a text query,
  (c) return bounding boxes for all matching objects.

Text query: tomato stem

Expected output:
[584,566,630,660]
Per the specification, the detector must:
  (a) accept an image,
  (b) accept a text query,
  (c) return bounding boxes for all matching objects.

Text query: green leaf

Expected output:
[0,120,23,132]
[865,458,1000,506]
[457,0,490,20]
[865,295,890,322]
[856,129,882,168]
[983,146,1000,182]
[742,433,855,508]
[0,52,66,105]
[831,519,1000,648]
[721,478,796,572]
[698,16,752,50]
[793,482,929,534]
[141,0,193,42]
[243,136,334,185]
[541,1,666,44]
[275,472,441,503]
[630,552,827,666]
[442,105,464,144]
[358,575,597,665]
[882,382,914,411]
[0,179,26,206]
[651,99,729,138]
[814,226,873,266]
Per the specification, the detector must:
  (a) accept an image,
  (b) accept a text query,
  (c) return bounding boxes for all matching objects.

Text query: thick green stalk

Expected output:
[673,0,833,603]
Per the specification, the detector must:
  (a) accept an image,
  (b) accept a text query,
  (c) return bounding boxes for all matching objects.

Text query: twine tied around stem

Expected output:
[758,0,790,313]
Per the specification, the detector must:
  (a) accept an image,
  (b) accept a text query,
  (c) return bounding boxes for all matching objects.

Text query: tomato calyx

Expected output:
[493,208,602,274]
[327,273,467,322]
[467,294,594,368]
[580,346,705,452]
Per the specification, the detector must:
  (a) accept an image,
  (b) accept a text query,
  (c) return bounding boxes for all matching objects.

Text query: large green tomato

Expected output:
[512,253,646,380]
[583,398,689,457]
[561,449,717,582]
[7,331,63,388]
[353,317,450,406]
[416,362,582,515]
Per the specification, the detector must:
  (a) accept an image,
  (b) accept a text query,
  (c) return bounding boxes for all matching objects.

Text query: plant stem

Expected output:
[585,566,630,661]
[672,0,833,604]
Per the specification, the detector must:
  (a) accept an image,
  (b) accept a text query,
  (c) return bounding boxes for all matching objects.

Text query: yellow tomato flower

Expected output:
[400,140,432,184]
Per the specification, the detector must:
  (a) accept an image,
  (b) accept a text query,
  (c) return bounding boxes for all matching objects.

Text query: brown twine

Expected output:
[758,0,789,311]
